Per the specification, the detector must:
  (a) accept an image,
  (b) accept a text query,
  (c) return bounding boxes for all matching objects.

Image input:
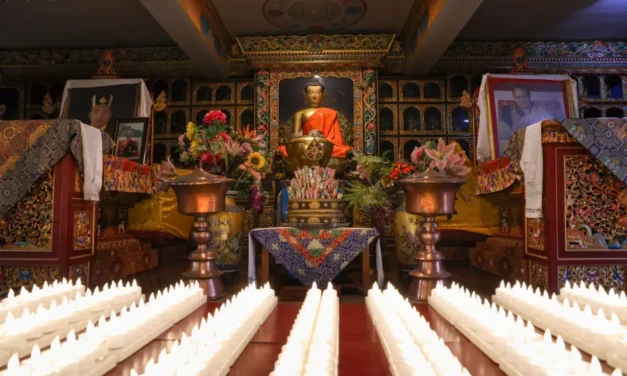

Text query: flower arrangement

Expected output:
[405,138,471,178]
[343,138,472,231]
[343,153,397,235]
[177,110,268,210]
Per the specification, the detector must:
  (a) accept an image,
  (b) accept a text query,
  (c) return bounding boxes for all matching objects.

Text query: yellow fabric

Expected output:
[437,143,501,235]
[436,167,501,236]
[127,168,194,239]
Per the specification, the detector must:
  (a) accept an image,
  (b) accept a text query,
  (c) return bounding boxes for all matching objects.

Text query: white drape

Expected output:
[520,121,543,218]
[80,122,103,201]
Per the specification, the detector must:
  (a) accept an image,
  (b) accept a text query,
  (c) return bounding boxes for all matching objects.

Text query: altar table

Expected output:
[247,227,384,292]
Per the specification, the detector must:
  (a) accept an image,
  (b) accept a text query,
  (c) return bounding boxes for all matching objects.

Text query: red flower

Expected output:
[390,168,400,179]
[200,151,214,166]
[203,110,227,125]
[212,132,231,142]
[214,153,222,163]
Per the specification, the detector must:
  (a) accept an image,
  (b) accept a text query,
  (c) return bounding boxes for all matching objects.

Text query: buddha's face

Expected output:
[305,85,324,107]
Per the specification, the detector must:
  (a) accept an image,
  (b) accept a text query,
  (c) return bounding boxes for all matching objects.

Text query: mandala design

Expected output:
[263,0,366,33]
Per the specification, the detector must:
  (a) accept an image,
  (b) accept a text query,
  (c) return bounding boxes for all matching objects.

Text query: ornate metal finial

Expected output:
[42,94,55,115]
[93,50,119,79]
[153,91,168,112]
[510,47,531,73]
[460,90,473,110]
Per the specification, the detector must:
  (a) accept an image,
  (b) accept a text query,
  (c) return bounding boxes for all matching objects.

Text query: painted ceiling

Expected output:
[212,0,415,35]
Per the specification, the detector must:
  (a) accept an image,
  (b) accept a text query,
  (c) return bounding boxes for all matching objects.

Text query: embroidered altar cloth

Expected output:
[248,227,383,286]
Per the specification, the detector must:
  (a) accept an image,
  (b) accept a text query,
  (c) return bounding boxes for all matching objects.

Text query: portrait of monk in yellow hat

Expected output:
[89,94,113,131]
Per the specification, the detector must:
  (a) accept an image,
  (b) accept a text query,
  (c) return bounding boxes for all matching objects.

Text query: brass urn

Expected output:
[170,168,234,300]
[285,132,334,172]
[396,170,465,302]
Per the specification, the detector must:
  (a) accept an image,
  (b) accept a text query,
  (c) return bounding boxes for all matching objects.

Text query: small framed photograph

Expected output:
[113,118,149,163]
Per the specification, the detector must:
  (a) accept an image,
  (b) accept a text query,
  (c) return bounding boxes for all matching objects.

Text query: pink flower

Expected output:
[225,139,251,157]
[425,138,456,173]
[448,152,472,177]
[203,110,227,125]
[410,146,424,164]
[177,134,186,148]
[241,142,253,155]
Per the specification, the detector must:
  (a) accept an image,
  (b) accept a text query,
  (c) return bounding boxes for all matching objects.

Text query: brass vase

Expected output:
[170,168,234,300]
[396,170,465,302]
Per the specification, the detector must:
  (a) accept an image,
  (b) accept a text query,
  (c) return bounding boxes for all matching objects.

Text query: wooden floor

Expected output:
[105,302,505,376]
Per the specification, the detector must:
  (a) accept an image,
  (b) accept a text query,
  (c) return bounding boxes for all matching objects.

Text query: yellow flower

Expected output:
[186,122,196,140]
[190,140,200,157]
[247,152,266,170]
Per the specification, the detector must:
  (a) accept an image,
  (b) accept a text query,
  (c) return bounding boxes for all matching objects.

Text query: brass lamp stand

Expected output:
[170,169,234,300]
[397,170,465,302]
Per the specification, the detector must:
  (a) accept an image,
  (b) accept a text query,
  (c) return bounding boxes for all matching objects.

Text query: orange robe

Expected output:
[278,107,351,158]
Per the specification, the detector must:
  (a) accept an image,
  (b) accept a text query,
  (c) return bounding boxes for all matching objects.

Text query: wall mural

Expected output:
[263,0,366,33]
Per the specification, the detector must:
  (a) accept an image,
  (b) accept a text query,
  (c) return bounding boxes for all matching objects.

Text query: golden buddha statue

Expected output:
[278,80,352,159]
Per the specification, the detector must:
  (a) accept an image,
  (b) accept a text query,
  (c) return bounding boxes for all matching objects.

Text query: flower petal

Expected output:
[424,147,440,160]
[436,159,447,173]
[441,143,457,160]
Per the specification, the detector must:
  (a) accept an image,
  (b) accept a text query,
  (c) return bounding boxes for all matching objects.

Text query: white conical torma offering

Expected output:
[0,278,85,324]
[130,283,277,376]
[429,282,623,376]
[271,282,339,376]
[3,280,205,376]
[366,283,470,376]
[0,278,142,367]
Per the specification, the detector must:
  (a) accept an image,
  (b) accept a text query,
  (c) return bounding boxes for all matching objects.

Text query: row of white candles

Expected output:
[302,283,339,376]
[0,280,142,366]
[493,281,627,373]
[560,281,627,325]
[3,281,206,376]
[272,282,339,376]
[1,278,85,323]
[130,283,277,376]
[366,283,470,376]
[429,283,623,376]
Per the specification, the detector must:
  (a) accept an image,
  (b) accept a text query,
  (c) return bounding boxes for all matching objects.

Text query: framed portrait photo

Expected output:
[485,77,576,158]
[60,79,142,139]
[113,118,149,163]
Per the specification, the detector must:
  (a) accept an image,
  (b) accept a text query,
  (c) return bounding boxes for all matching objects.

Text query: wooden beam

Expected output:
[402,0,484,76]
[139,0,231,78]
